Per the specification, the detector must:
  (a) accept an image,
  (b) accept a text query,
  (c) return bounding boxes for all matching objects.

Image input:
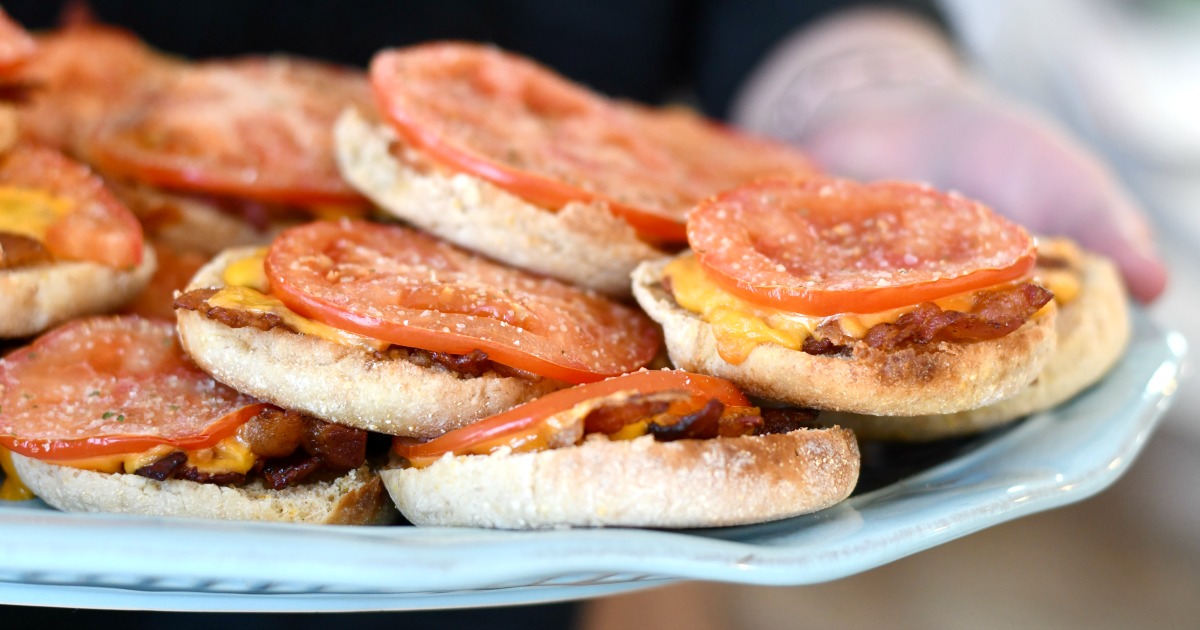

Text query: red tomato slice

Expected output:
[89,56,373,207]
[0,316,269,460]
[264,220,662,383]
[15,24,176,153]
[0,143,144,268]
[369,43,815,243]
[689,178,1037,316]
[0,8,35,74]
[393,369,748,461]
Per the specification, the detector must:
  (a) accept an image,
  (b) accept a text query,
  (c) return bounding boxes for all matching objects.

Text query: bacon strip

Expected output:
[0,232,52,269]
[129,409,369,490]
[646,399,724,441]
[864,283,1053,350]
[175,288,289,332]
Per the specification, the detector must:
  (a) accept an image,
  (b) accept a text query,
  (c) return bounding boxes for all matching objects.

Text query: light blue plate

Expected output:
[0,310,1185,612]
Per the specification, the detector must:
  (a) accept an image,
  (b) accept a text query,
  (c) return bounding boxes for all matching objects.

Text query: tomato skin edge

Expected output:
[90,143,369,209]
[0,402,272,462]
[262,225,662,384]
[392,370,749,460]
[264,260,622,384]
[688,177,1040,316]
[369,58,687,243]
[700,250,1038,317]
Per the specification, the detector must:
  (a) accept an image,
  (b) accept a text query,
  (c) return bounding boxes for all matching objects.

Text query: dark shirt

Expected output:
[5,0,941,118]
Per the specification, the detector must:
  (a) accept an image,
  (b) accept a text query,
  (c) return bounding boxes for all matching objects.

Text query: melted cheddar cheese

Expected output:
[665,253,984,364]
[0,186,72,242]
[48,434,257,476]
[1034,238,1084,306]
[206,248,390,352]
[308,203,370,222]
[0,447,35,501]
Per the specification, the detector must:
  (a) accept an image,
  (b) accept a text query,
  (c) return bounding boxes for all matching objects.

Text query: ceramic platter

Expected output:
[0,310,1185,612]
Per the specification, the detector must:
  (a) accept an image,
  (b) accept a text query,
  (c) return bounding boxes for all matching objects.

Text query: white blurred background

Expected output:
[942,0,1200,558]
[585,1,1200,627]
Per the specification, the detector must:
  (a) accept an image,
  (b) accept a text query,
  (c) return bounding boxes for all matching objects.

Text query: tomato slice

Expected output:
[0,143,144,268]
[264,220,662,383]
[0,8,35,74]
[369,43,814,243]
[689,178,1037,316]
[392,369,748,461]
[89,56,373,207]
[0,316,270,460]
[15,24,176,153]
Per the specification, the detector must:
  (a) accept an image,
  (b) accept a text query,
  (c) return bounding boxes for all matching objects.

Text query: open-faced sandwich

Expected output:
[83,52,378,255]
[384,369,859,529]
[1,142,154,338]
[0,316,394,524]
[174,219,662,438]
[335,42,817,297]
[633,176,1058,416]
[819,237,1130,440]
[12,17,376,257]
[11,21,177,157]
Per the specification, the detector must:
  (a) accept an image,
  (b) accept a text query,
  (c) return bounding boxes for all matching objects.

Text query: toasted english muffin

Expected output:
[383,426,859,529]
[176,247,566,438]
[12,454,394,525]
[631,256,1057,416]
[820,241,1130,440]
[0,243,156,338]
[334,107,664,298]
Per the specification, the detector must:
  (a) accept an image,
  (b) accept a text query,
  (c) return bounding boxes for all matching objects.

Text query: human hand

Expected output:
[733,9,1167,303]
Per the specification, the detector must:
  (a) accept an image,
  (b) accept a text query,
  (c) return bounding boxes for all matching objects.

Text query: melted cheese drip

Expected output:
[49,435,257,476]
[308,203,369,222]
[0,447,35,501]
[666,254,992,364]
[0,186,73,241]
[1037,268,1080,305]
[222,247,270,291]
[208,249,390,352]
[1034,238,1084,306]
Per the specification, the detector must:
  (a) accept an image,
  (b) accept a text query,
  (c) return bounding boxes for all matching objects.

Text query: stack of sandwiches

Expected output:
[0,22,1130,528]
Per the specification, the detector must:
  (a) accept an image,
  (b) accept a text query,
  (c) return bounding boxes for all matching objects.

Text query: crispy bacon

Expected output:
[259,451,324,490]
[130,407,368,489]
[174,288,289,331]
[802,335,849,357]
[580,394,776,441]
[756,408,820,435]
[935,283,1054,342]
[133,451,187,481]
[647,398,724,441]
[0,232,52,269]
[237,407,307,459]
[302,417,367,470]
[429,349,494,377]
[794,283,1054,355]
[174,466,245,486]
[864,283,1052,350]
[0,81,34,104]
[584,397,670,435]
[241,408,368,474]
